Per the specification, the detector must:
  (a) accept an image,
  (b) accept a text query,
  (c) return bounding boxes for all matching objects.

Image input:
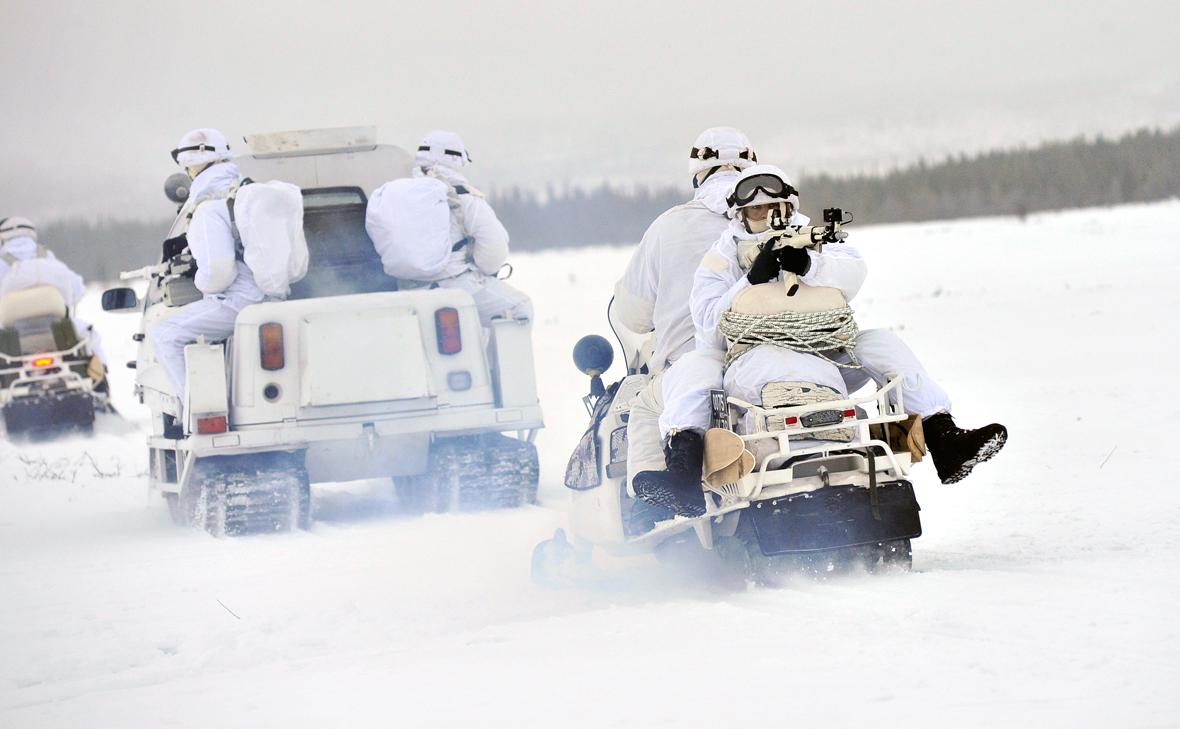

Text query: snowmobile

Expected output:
[533,299,924,585]
[102,127,542,537]
[0,285,109,439]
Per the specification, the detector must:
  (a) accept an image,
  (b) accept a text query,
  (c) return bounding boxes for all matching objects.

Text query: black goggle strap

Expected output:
[418,145,471,162]
[691,146,756,161]
[0,218,35,235]
[170,143,225,164]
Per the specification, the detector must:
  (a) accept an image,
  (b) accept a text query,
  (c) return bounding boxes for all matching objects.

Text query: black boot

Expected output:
[923,412,1008,484]
[632,430,707,518]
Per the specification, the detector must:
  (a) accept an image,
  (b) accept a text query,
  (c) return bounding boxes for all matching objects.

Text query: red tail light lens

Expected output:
[259,322,284,371]
[843,409,856,418]
[31,356,55,368]
[196,415,228,434]
[435,307,461,355]
[784,416,799,425]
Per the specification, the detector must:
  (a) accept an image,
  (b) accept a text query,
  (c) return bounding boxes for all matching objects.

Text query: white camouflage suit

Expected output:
[149,162,265,400]
[0,235,107,364]
[613,172,737,488]
[691,218,953,417]
[407,163,532,327]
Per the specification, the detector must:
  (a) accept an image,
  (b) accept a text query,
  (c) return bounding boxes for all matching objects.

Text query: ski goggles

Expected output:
[727,173,798,209]
[171,144,223,164]
[691,146,756,164]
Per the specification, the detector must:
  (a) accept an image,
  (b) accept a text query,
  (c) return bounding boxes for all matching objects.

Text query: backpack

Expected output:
[226,180,309,299]
[365,176,468,281]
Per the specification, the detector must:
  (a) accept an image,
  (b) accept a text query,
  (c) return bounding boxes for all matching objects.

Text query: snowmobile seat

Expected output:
[0,285,67,328]
[289,190,399,300]
[0,286,77,357]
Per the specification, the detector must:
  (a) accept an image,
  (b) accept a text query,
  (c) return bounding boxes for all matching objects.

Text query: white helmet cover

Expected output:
[689,126,757,177]
[0,216,37,243]
[171,128,232,169]
[726,164,800,218]
[416,130,471,170]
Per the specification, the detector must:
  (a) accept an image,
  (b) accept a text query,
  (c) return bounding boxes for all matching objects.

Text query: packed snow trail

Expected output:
[2,202,1179,727]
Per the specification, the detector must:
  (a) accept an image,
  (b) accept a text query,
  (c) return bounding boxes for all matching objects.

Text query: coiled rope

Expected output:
[718,306,862,369]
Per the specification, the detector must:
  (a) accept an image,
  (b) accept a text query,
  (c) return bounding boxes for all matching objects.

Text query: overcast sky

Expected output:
[2,0,1179,221]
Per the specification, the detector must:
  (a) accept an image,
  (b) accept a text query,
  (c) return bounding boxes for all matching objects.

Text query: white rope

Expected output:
[719,306,862,369]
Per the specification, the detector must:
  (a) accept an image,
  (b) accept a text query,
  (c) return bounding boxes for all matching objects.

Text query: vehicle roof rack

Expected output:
[242,126,378,158]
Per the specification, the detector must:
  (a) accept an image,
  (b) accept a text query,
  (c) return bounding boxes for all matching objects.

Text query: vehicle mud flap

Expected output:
[747,481,921,556]
[51,317,80,350]
[3,389,95,439]
[0,328,18,357]
[867,449,880,521]
[564,380,621,490]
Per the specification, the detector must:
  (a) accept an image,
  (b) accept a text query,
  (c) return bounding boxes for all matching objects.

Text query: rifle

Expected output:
[120,252,196,281]
[765,207,854,251]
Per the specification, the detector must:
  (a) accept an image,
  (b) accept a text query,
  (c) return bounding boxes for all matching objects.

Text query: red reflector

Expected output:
[843,409,856,418]
[259,322,285,371]
[31,356,55,368]
[196,415,228,434]
[785,416,799,425]
[435,307,462,355]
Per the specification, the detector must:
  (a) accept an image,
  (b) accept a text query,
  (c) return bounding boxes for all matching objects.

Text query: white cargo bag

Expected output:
[232,181,309,299]
[365,177,453,280]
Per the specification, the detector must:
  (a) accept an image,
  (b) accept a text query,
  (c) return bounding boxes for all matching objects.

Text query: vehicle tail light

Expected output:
[196,415,228,434]
[784,416,798,425]
[31,356,55,368]
[259,322,284,370]
[435,307,461,355]
[843,409,856,418]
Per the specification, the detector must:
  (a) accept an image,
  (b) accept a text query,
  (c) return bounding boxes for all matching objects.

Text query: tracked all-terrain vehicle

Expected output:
[104,127,542,535]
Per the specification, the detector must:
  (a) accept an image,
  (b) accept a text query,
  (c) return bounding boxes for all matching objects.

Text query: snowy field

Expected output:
[2,201,1179,727]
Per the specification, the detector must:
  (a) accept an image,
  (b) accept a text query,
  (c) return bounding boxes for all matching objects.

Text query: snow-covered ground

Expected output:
[2,201,1179,728]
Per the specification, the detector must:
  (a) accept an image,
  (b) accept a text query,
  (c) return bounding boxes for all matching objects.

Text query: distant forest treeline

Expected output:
[39,125,1180,280]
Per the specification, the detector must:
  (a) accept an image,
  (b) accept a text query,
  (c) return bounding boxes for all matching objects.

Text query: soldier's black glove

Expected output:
[746,243,782,285]
[162,233,188,261]
[777,245,812,275]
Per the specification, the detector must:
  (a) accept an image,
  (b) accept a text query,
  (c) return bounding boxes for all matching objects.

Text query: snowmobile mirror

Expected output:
[164,173,191,204]
[572,335,613,377]
[101,287,139,312]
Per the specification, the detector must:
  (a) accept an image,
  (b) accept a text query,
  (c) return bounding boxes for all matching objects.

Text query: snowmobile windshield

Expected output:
[728,174,798,209]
